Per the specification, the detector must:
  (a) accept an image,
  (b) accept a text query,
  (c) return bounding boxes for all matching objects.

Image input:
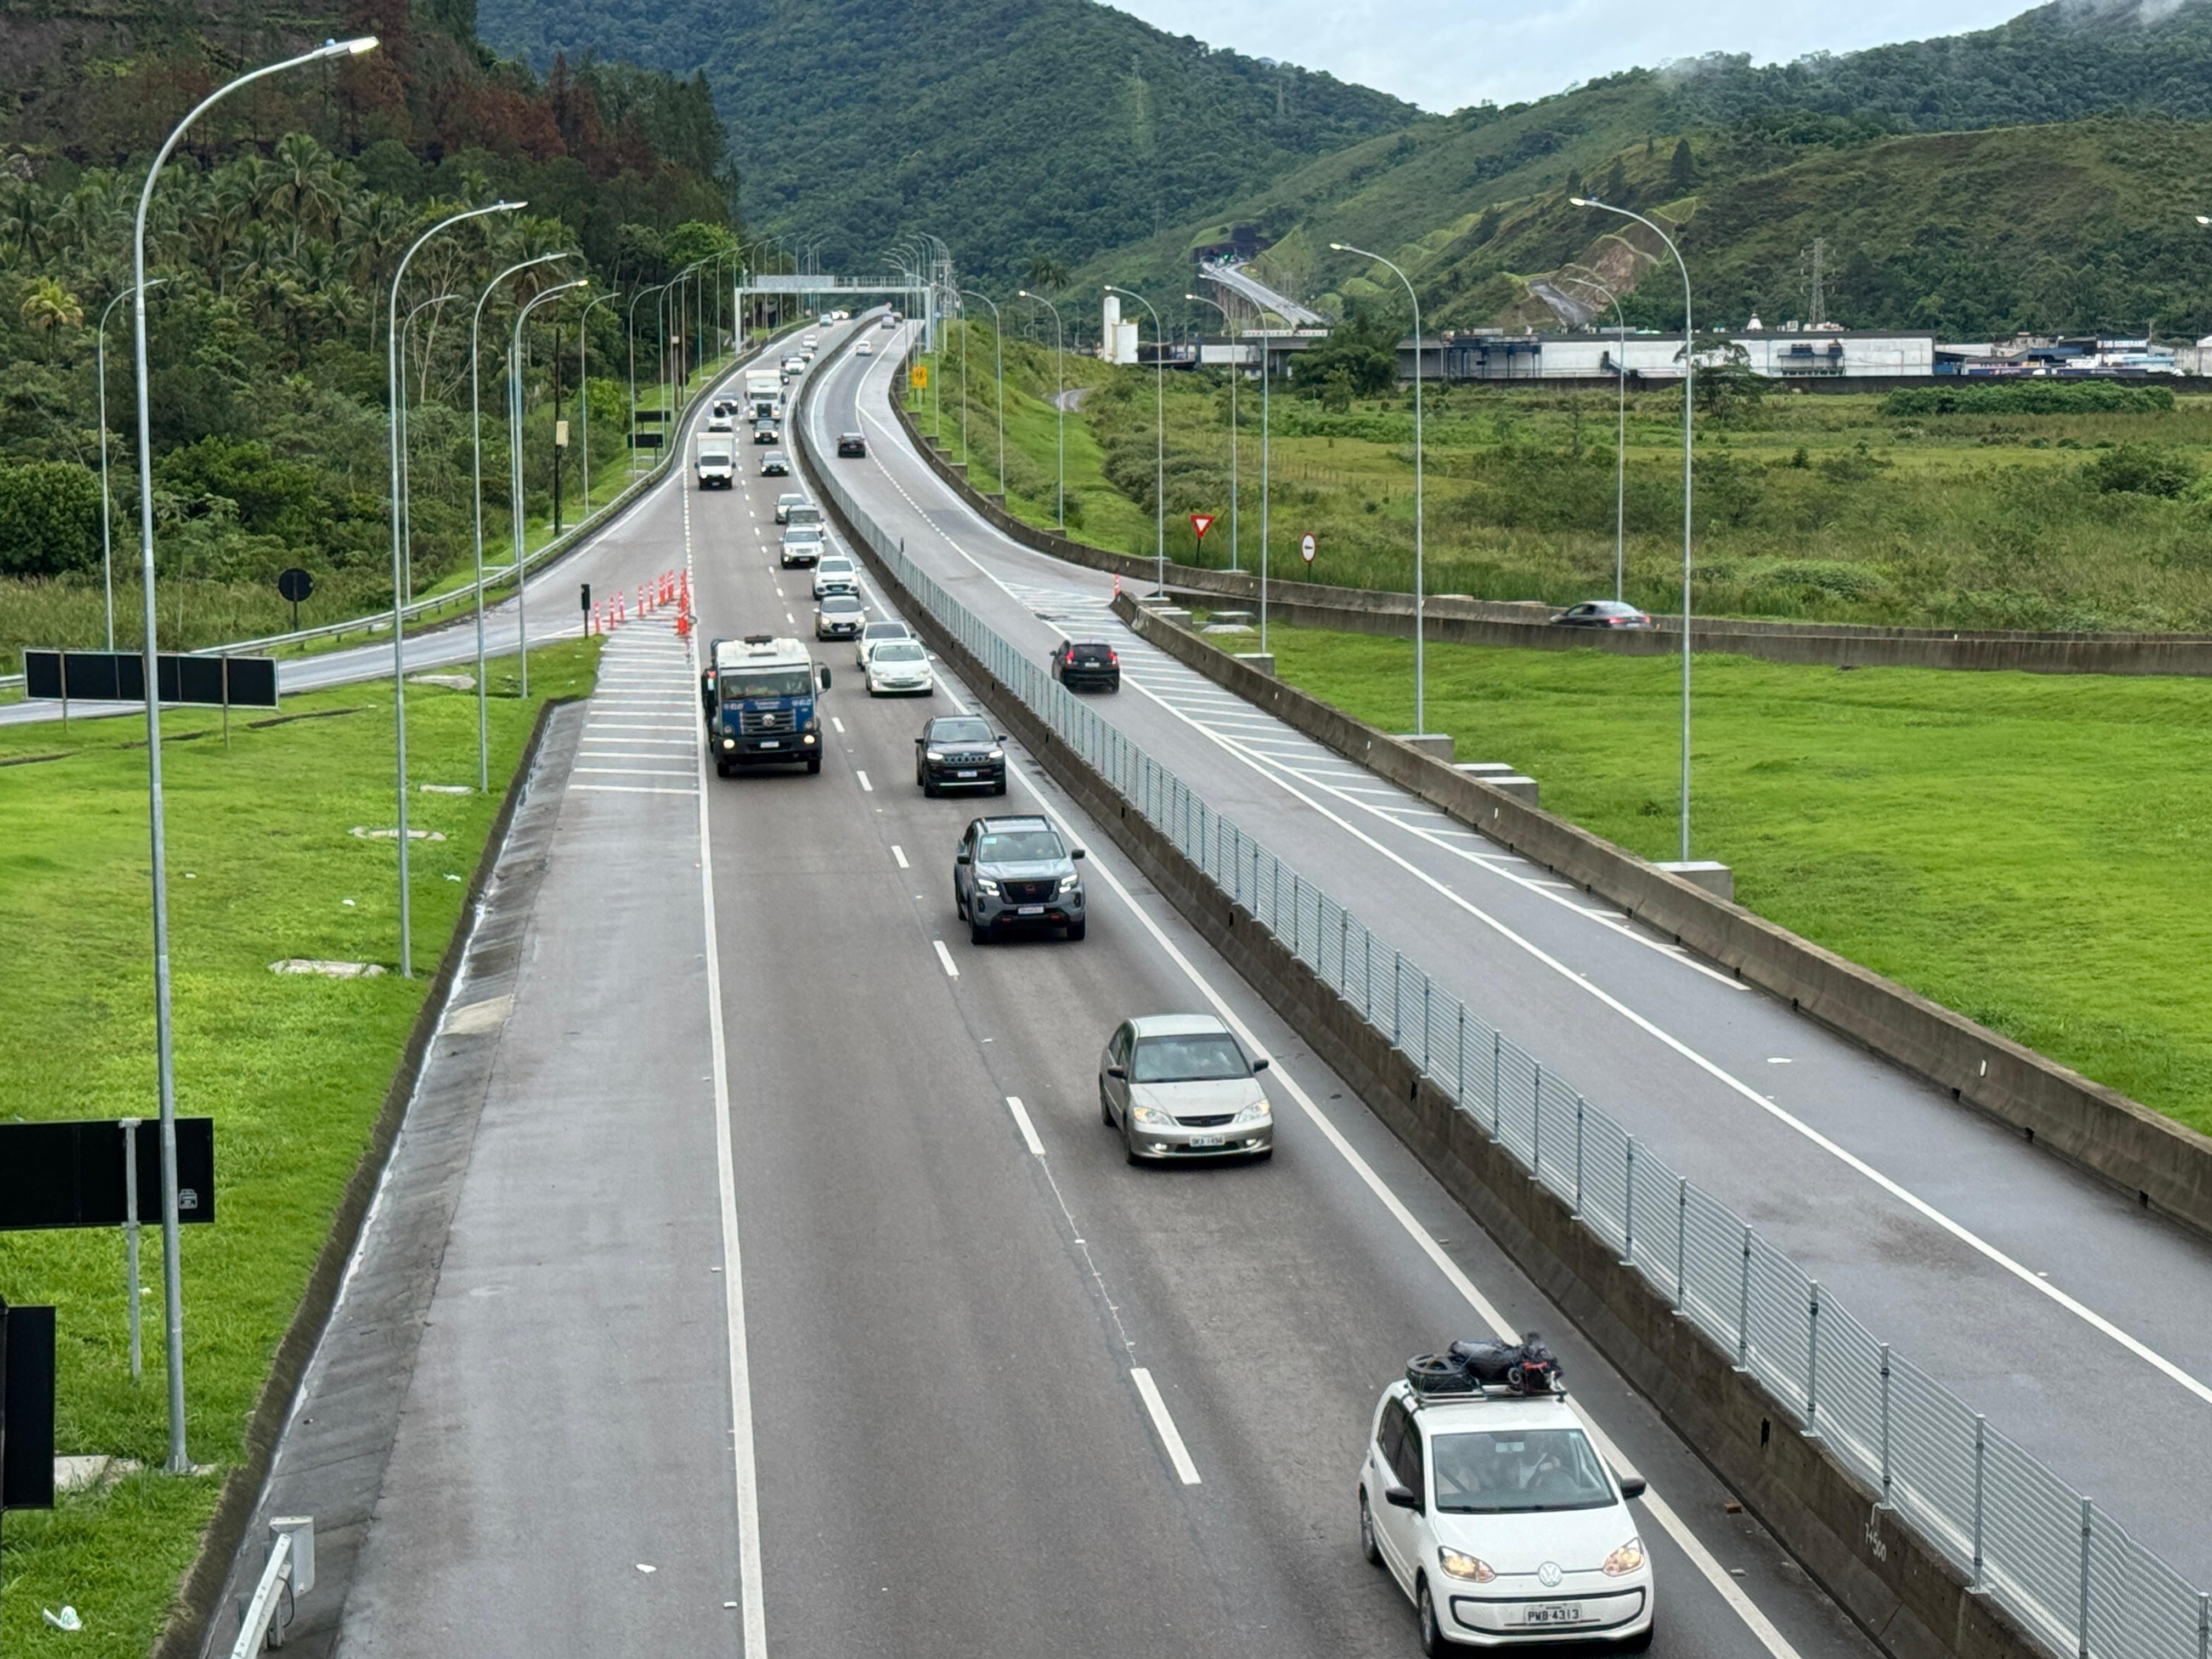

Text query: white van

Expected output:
[696,436,736,489]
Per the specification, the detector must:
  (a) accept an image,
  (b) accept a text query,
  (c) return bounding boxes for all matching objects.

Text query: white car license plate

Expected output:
[956,769,977,778]
[1520,1605,1581,1627]
[1017,905,1044,916]
[759,740,780,749]
[1187,1135,1226,1148]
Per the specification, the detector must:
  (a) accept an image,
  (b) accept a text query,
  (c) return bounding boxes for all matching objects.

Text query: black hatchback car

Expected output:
[916,715,1006,796]
[1551,599,1655,629]
[1051,640,1120,692]
[837,431,867,458]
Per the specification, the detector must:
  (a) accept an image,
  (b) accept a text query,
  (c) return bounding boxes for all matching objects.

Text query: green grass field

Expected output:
[1255,621,2212,1133]
[0,637,600,1656]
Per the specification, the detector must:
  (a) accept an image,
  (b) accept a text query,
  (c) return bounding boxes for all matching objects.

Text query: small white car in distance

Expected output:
[812,556,860,600]
[855,339,875,357]
[854,619,915,665]
[864,639,933,697]
[1359,1369,1654,1653]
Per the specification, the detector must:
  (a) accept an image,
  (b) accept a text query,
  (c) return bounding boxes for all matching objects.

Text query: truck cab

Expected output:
[702,634,833,775]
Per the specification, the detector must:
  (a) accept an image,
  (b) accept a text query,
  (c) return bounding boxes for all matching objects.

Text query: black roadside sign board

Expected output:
[1,1300,57,1511]
[24,651,278,709]
[0,1118,215,1231]
[630,432,665,448]
[276,568,314,603]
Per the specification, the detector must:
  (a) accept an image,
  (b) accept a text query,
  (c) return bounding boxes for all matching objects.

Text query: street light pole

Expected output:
[471,251,572,793]
[1562,267,1630,602]
[1331,242,1426,733]
[1573,197,1696,861]
[1187,291,1238,572]
[627,284,662,479]
[1018,290,1066,529]
[387,200,521,981]
[130,31,379,1476]
[397,290,461,609]
[1105,285,1166,593]
[98,279,167,650]
[511,279,588,701]
[959,289,1004,495]
[578,289,620,519]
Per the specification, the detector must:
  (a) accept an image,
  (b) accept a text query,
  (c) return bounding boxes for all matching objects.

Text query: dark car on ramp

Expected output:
[837,431,867,458]
[1551,599,1654,630]
[916,714,1005,796]
[1051,640,1121,692]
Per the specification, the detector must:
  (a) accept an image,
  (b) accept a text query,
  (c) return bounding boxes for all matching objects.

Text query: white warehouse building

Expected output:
[1400,329,1937,382]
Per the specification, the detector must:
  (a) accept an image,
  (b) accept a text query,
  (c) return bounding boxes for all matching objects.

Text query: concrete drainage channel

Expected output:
[794,329,2193,1659]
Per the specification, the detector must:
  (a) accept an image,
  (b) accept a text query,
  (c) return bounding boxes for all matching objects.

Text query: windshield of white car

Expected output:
[1430,1428,1614,1514]
[977,830,1062,862]
[722,670,811,699]
[1132,1035,1246,1083]
[782,527,820,544]
[821,595,862,612]
[872,642,925,663]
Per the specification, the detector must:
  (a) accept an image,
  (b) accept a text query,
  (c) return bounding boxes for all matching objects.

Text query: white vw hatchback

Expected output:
[1358,1378,1654,1652]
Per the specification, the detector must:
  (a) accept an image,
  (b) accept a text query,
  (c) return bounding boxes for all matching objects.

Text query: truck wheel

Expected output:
[805,755,821,774]
[715,761,731,777]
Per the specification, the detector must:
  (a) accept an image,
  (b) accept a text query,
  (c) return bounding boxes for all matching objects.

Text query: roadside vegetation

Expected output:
[1254,620,2212,1133]
[923,321,2212,633]
[0,638,599,1656]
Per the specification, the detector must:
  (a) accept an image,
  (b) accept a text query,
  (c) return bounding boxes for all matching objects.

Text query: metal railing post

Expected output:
[1737,1226,1753,1367]
[1531,1062,1543,1176]
[2078,1497,2093,1657]
[1674,1177,1688,1312]
[1573,1097,1585,1217]
[1972,1415,1987,1589]
[1392,949,1402,1043]
[1805,1279,1821,1431]
[1455,1006,1466,1105]
[2196,1589,2208,1659]
[1423,979,1432,1073]
[1491,1031,1503,1140]
[1622,1136,1637,1266]
[1878,1344,1893,1505]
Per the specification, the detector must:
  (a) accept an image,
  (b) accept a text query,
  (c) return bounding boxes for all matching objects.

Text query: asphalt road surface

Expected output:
[804,322,2212,1580]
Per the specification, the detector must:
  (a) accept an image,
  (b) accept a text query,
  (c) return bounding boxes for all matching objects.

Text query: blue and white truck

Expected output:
[701,634,833,775]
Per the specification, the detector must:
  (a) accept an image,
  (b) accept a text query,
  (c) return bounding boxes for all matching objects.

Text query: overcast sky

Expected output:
[1110,0,2034,111]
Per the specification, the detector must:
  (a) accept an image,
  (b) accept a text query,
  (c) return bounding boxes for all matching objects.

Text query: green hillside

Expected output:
[474,0,1418,280]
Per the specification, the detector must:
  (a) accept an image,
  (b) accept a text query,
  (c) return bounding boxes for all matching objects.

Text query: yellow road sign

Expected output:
[910,363,929,389]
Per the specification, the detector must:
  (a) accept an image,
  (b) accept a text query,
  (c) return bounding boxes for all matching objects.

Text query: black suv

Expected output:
[1051,640,1120,692]
[955,815,1085,943]
[916,715,1005,795]
[837,431,867,458]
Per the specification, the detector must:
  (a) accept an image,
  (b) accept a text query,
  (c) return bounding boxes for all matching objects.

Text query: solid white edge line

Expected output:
[1130,1366,1203,1486]
[933,939,960,978]
[891,844,909,869]
[687,487,769,1659]
[1005,1094,1047,1157]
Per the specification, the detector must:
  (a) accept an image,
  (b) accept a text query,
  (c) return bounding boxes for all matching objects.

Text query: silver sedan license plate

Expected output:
[1187,1135,1227,1148]
[1521,1605,1580,1627]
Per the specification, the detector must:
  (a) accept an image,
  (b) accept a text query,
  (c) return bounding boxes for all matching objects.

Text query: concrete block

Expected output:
[1207,608,1256,625]
[1149,607,1194,628]
[1481,774,1539,805]
[1233,652,1277,678]
[1456,761,1519,780]
[1394,731,1455,763]
[1657,859,1734,902]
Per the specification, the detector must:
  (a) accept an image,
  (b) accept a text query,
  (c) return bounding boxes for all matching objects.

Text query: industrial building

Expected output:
[1396,328,1937,382]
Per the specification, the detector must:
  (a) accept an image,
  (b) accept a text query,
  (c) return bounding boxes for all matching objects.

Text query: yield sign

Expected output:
[1189,512,1216,541]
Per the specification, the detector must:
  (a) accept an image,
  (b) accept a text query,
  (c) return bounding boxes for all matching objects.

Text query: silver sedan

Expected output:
[1099,1013,1273,1164]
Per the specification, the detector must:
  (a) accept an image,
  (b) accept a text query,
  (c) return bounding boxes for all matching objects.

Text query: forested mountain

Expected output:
[0,0,741,640]
[475,0,1418,280]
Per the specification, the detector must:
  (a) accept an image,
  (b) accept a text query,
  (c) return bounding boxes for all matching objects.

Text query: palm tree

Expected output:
[20,275,84,359]
[1026,254,1069,292]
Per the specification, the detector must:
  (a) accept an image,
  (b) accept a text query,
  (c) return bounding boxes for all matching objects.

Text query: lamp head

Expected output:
[324,35,379,56]
[1570,197,1591,207]
[1328,242,1346,251]
[2198,215,2212,226]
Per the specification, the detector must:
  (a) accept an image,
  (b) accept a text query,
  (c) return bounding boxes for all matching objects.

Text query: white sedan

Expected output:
[856,340,875,357]
[864,639,934,697]
[855,620,916,665]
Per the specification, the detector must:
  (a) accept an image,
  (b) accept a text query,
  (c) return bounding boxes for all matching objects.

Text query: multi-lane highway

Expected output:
[257,315,1877,1659]
[225,305,2210,1658]
[802,323,2212,1578]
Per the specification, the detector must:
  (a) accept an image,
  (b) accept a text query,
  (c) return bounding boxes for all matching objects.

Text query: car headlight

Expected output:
[721,738,736,749]
[1058,872,1080,893]
[986,748,1004,760]
[973,878,1000,895]
[1131,1101,1175,1128]
[1438,1548,1494,1583]
[1602,1538,1645,1577]
[925,749,945,761]
[1232,1098,1271,1125]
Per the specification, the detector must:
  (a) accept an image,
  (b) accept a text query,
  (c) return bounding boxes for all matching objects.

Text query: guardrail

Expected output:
[229,1517,312,1654]
[804,359,2212,1659]
[2,329,801,693]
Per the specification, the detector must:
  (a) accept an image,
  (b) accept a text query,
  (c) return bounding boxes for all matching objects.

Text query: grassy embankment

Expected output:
[1255,620,2212,1132]
[0,636,600,1656]
[1,340,757,694]
[919,323,2212,634]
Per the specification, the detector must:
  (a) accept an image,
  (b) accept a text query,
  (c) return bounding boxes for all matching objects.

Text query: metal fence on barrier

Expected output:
[805,420,2212,1659]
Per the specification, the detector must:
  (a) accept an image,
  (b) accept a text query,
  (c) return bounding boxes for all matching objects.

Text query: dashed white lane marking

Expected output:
[785,612,795,624]
[932,939,960,978]
[891,844,909,869]
[1004,1095,1046,1157]
[832,716,846,733]
[1130,1368,1201,1486]
[856,770,873,793]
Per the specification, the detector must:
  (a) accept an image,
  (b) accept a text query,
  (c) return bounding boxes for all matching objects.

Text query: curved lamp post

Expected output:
[397,290,462,608]
[1186,291,1239,572]
[470,251,574,791]
[628,281,669,478]
[98,277,167,648]
[1018,289,1066,529]
[387,199,523,980]
[510,278,589,701]
[1104,284,1166,594]
[958,288,1005,494]
[1559,266,1630,602]
[1572,196,1696,862]
[578,287,621,517]
[130,30,379,1474]
[1330,241,1427,733]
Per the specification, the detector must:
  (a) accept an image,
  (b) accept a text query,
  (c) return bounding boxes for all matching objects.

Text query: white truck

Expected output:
[744,369,781,420]
[696,433,735,489]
